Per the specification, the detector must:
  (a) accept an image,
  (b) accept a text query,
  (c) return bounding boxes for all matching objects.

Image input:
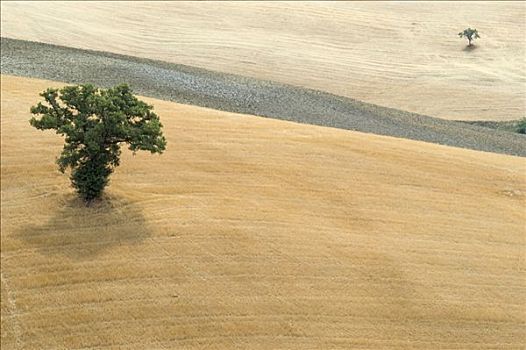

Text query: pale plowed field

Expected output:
[1,1,525,121]
[1,75,525,349]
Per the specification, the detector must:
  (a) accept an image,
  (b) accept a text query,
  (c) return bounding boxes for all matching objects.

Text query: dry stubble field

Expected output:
[1,75,525,349]
[1,1,525,121]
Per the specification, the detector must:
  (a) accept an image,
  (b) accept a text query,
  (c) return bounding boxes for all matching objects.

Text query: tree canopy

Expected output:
[517,118,526,134]
[30,84,167,201]
[458,28,480,46]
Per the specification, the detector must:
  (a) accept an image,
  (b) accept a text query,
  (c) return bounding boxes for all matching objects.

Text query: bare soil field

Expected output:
[3,38,525,157]
[2,75,525,349]
[1,1,524,121]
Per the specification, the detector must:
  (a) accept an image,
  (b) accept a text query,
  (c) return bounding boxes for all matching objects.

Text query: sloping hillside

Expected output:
[1,75,525,349]
[1,1,524,121]
[3,38,525,157]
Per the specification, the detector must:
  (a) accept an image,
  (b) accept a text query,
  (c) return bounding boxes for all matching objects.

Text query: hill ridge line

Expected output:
[1,37,525,157]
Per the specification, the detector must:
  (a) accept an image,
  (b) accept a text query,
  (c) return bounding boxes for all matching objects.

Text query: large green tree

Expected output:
[30,84,167,202]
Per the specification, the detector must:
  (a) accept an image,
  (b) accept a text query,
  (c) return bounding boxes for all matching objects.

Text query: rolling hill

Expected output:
[3,38,525,157]
[1,74,525,349]
[1,1,524,121]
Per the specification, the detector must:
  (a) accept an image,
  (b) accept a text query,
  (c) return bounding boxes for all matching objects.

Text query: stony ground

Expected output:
[2,38,525,157]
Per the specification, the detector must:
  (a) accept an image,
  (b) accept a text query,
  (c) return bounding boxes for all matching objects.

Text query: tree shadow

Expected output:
[462,44,478,52]
[15,193,151,260]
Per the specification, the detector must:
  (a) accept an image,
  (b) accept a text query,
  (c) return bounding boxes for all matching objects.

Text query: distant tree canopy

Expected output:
[30,84,166,202]
[458,28,480,47]
[517,118,526,135]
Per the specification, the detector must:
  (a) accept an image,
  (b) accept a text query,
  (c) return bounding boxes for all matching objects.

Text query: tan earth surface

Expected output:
[1,1,525,121]
[1,75,525,349]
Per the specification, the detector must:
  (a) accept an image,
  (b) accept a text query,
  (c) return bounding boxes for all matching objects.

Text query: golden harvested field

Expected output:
[1,74,525,349]
[1,1,525,121]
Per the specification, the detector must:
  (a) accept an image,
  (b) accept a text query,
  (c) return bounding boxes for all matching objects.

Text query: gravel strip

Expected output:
[2,37,525,157]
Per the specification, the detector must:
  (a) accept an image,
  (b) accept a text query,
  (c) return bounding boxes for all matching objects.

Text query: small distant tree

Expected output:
[458,28,480,47]
[30,84,167,202]
[517,118,526,134]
